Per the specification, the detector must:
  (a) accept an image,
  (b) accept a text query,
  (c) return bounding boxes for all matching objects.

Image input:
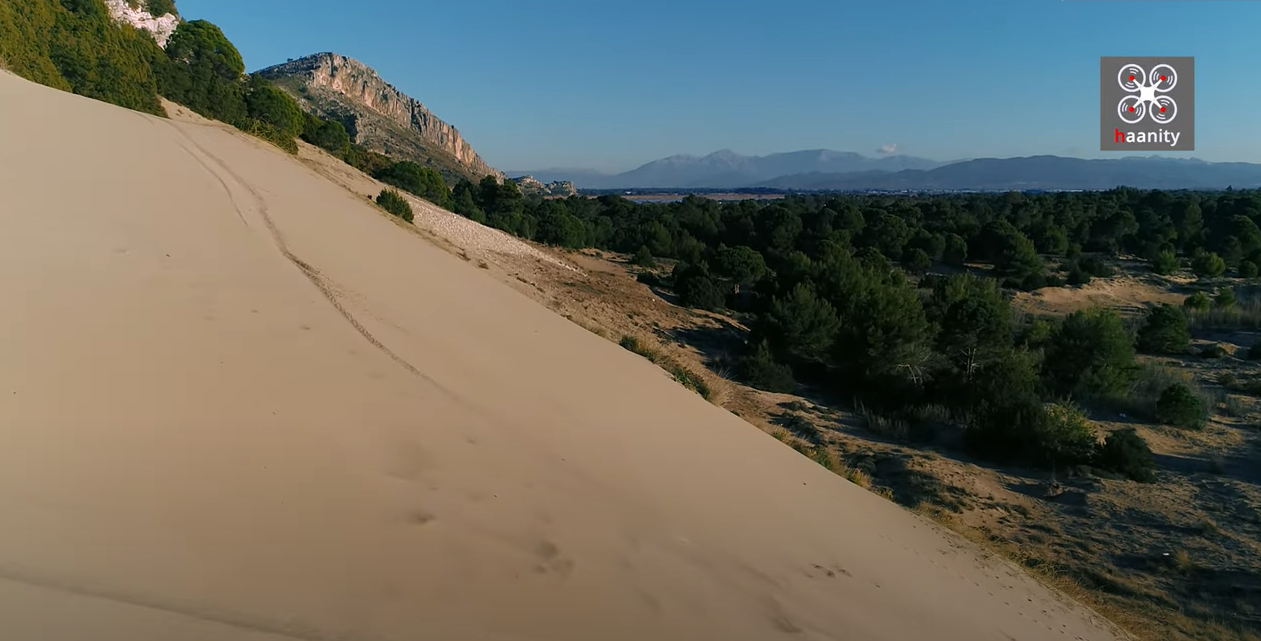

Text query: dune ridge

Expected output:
[0,71,1126,641]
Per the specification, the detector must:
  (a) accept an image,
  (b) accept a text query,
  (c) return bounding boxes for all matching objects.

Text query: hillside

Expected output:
[0,69,1131,641]
[259,52,502,185]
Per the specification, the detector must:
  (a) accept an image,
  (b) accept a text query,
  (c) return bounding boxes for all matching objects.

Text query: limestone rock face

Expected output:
[511,176,578,197]
[104,0,180,49]
[258,53,501,183]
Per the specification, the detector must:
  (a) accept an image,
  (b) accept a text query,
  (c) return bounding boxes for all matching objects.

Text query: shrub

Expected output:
[633,245,656,268]
[1135,304,1190,355]
[1066,263,1091,286]
[1120,364,1212,424]
[1192,251,1226,278]
[244,75,304,137]
[904,247,932,275]
[1079,255,1115,278]
[736,342,796,393]
[1199,343,1226,359]
[1155,383,1205,429]
[1093,428,1157,482]
[1042,308,1138,400]
[1039,403,1101,467]
[1214,287,1237,308]
[674,265,727,311]
[375,189,413,223]
[1240,260,1259,279]
[1151,249,1181,275]
[1184,291,1211,311]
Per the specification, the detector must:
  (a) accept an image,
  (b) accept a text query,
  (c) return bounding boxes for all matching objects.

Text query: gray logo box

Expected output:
[1100,56,1194,151]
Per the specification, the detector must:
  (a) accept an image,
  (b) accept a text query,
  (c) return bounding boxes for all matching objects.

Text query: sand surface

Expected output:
[0,72,1128,641]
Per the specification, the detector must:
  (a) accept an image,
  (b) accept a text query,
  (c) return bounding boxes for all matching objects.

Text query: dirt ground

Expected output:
[299,139,1260,641]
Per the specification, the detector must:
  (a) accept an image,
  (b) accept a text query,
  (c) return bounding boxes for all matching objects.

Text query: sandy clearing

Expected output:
[0,72,1127,641]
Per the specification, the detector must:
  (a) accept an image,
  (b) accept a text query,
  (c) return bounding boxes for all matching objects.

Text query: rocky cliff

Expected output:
[512,175,578,198]
[105,0,180,49]
[258,53,501,184]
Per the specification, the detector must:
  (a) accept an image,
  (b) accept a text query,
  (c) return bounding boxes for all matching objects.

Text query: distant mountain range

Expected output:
[510,149,945,190]
[758,156,1261,192]
[514,152,1261,192]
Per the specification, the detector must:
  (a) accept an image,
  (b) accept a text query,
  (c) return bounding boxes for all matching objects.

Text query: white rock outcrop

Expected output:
[105,0,180,49]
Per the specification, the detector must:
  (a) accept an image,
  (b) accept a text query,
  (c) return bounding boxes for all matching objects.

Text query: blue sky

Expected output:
[176,0,1261,173]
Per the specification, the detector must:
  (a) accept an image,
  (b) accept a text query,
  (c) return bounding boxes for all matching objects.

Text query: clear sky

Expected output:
[176,0,1261,173]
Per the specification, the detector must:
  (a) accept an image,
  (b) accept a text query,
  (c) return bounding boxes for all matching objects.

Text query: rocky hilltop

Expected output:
[105,0,180,49]
[511,175,578,197]
[258,53,501,184]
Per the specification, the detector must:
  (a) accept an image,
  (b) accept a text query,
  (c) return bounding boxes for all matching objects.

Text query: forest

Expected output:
[395,177,1259,479]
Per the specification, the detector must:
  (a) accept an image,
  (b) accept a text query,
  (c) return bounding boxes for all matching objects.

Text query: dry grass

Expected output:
[619,335,713,401]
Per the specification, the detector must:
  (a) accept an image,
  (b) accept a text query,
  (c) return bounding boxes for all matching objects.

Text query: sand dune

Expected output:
[0,72,1126,641]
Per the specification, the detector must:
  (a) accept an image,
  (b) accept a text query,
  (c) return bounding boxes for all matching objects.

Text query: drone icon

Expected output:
[1117,63,1178,125]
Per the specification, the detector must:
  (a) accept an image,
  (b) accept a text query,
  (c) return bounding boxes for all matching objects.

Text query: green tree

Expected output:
[244,75,303,137]
[373,161,452,210]
[904,247,932,275]
[1240,260,1260,278]
[534,200,585,248]
[1184,291,1211,311]
[927,274,1013,380]
[300,113,352,156]
[1093,428,1156,482]
[1135,304,1190,355]
[1215,287,1237,308]
[1155,383,1204,430]
[1042,308,1138,399]
[1151,249,1181,275]
[943,233,968,267]
[156,19,247,124]
[762,283,840,360]
[713,244,766,286]
[673,263,726,311]
[1191,250,1226,278]
[633,245,656,268]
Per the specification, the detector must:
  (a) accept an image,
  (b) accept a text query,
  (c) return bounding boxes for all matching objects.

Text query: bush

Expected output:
[1192,251,1226,278]
[904,247,932,275]
[1079,255,1115,278]
[244,75,304,137]
[736,342,796,393]
[1199,343,1226,359]
[1066,263,1091,286]
[674,264,727,311]
[1184,291,1211,311]
[1215,287,1236,308]
[1042,308,1138,400]
[1039,403,1101,467]
[375,188,413,223]
[1155,383,1205,429]
[1151,249,1181,275]
[1093,428,1157,482]
[1240,260,1259,279]
[633,245,656,268]
[373,161,453,210]
[1135,304,1190,354]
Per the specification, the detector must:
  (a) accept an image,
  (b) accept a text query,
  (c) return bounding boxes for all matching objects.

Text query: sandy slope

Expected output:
[0,72,1127,641]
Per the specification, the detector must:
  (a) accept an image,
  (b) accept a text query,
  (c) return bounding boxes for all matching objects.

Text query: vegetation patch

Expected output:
[375,189,413,223]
